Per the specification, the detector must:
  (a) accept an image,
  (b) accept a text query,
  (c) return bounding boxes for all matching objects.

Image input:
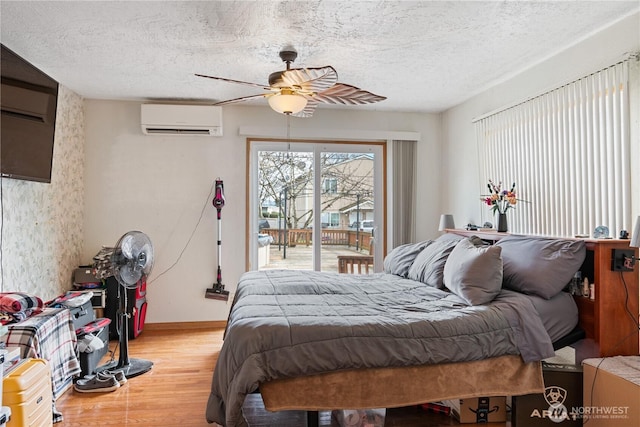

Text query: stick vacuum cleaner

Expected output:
[205,178,230,301]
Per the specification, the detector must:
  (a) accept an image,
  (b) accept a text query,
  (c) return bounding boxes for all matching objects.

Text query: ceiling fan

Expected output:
[196,50,386,117]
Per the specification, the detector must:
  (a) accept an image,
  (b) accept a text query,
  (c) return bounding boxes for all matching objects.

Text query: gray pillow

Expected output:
[443,239,503,306]
[496,235,586,299]
[407,236,460,288]
[383,240,433,277]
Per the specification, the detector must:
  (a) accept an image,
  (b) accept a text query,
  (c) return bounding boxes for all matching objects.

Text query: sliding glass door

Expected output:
[249,141,384,272]
[256,147,315,270]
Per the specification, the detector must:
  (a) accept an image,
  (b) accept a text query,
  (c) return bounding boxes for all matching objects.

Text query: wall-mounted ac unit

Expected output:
[140,104,223,136]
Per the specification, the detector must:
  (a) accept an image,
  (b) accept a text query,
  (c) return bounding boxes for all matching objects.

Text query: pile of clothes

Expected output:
[92,246,115,280]
[0,292,43,324]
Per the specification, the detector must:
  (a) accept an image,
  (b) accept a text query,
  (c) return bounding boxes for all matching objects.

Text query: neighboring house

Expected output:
[341,201,375,229]
[302,154,375,229]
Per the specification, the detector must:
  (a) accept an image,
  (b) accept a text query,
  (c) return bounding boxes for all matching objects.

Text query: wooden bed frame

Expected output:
[260,354,544,426]
[255,229,602,426]
[256,231,506,425]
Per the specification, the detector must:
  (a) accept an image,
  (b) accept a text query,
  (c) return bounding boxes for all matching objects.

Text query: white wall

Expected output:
[441,12,640,229]
[83,102,441,323]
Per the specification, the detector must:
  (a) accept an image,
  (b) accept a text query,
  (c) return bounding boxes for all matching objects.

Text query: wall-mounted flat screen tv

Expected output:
[1,44,58,183]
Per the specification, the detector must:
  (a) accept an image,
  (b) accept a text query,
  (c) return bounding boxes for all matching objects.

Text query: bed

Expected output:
[206,232,586,427]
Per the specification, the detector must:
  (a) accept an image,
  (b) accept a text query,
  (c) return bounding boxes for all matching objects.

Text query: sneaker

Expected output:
[98,369,127,386]
[74,375,120,393]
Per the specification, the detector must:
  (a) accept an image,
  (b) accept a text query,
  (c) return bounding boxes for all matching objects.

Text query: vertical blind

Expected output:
[392,140,417,246]
[476,59,632,237]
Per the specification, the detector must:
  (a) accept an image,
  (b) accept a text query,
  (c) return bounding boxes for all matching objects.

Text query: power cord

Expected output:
[149,180,216,284]
[618,271,640,330]
[94,181,215,369]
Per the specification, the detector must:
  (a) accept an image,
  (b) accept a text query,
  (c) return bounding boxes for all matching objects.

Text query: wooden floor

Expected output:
[55,326,509,426]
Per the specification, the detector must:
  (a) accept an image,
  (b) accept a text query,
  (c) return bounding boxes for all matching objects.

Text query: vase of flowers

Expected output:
[481,180,521,232]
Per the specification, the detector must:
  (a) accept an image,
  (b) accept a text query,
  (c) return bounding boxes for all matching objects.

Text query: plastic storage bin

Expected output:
[79,327,110,376]
[69,300,95,332]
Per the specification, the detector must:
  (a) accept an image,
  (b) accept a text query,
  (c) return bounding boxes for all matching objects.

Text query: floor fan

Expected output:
[105,231,154,378]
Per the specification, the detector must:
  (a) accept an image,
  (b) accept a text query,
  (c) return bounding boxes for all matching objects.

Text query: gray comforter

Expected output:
[206,269,554,426]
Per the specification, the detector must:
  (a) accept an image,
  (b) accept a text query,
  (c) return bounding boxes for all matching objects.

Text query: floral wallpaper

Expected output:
[0,85,85,301]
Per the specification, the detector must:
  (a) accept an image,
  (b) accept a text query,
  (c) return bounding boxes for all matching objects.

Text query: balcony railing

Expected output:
[261,228,373,252]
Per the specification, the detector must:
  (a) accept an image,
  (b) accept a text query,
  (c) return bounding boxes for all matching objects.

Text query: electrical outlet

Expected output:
[611,249,634,271]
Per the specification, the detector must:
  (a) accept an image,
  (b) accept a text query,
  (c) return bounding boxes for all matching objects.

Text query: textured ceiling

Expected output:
[1,1,638,113]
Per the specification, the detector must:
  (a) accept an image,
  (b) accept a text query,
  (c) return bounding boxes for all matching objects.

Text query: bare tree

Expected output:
[258,151,373,229]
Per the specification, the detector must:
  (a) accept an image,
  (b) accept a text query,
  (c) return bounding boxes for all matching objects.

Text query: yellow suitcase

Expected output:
[3,359,53,427]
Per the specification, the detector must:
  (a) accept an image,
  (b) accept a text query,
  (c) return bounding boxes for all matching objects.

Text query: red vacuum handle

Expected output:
[212,179,225,219]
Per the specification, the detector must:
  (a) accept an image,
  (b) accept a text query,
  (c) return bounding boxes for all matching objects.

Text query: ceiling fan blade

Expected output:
[195,73,270,90]
[313,83,387,106]
[213,93,269,106]
[276,66,338,93]
[291,100,318,118]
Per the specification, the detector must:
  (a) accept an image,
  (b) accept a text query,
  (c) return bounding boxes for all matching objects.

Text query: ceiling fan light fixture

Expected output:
[268,90,307,115]
[197,49,385,118]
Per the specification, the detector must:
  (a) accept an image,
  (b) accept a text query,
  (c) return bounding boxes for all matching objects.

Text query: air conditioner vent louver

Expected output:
[144,128,213,135]
[140,104,223,136]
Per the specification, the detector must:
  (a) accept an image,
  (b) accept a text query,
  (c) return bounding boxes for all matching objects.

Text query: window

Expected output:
[476,59,632,236]
[321,212,340,227]
[323,177,338,194]
[249,141,384,272]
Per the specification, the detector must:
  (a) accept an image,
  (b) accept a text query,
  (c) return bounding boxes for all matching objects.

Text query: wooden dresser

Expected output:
[446,229,639,356]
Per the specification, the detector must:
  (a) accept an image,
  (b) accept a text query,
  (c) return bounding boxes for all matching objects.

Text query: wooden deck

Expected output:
[262,244,372,272]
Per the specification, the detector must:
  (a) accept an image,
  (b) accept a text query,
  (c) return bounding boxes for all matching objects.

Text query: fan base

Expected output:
[120,358,153,378]
[98,358,153,379]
